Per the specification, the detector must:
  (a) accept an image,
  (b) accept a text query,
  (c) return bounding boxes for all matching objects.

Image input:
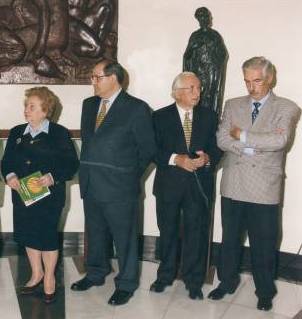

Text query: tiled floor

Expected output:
[1,255,302,319]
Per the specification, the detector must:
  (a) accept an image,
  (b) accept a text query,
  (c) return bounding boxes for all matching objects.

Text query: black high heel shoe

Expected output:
[43,291,56,304]
[19,278,43,295]
[43,279,57,304]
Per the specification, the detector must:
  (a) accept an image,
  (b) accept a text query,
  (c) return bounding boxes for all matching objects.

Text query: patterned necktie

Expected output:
[252,102,261,124]
[95,99,109,129]
[183,111,192,147]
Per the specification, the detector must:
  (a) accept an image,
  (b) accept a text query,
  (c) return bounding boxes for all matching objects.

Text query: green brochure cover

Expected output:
[18,171,51,207]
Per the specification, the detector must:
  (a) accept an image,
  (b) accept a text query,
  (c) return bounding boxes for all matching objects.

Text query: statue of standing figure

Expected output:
[183,7,228,116]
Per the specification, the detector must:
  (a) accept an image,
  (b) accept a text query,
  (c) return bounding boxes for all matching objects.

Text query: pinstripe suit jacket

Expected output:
[217,93,300,204]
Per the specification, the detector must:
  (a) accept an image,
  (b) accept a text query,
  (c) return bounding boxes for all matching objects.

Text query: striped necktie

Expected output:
[252,102,261,124]
[183,111,192,147]
[95,99,109,129]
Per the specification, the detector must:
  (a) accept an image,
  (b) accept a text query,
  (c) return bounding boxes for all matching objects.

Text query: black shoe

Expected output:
[19,278,43,295]
[44,291,56,304]
[70,277,104,291]
[150,279,172,293]
[108,289,133,306]
[188,288,203,300]
[208,287,232,300]
[257,298,272,311]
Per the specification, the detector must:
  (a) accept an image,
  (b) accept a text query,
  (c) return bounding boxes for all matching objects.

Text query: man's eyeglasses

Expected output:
[177,85,201,93]
[91,74,110,81]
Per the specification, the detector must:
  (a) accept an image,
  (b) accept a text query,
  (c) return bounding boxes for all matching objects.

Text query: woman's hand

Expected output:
[38,174,54,187]
[7,176,20,191]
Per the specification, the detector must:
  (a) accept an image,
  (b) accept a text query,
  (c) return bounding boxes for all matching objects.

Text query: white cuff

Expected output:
[240,130,247,143]
[47,173,55,186]
[169,154,177,166]
[243,148,255,155]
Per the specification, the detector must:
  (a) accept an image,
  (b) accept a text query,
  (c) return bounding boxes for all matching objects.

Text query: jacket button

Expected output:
[26,160,31,165]
[252,164,256,168]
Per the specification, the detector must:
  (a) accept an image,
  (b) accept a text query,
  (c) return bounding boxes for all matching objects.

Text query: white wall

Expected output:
[0,0,302,253]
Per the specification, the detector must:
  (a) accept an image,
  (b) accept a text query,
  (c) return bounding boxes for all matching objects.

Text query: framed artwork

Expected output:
[0,0,118,84]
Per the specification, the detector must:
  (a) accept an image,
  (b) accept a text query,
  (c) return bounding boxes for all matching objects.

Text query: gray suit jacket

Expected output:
[217,93,300,204]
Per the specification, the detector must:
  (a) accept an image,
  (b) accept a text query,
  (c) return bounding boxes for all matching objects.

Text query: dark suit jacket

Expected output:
[153,103,222,202]
[1,122,79,208]
[79,90,156,202]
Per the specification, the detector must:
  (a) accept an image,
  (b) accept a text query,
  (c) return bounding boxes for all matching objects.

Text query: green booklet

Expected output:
[18,171,51,207]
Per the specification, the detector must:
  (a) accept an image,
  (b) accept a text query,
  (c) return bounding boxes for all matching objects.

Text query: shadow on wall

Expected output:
[276,108,301,251]
[138,162,156,258]
[0,139,5,254]
[58,139,81,231]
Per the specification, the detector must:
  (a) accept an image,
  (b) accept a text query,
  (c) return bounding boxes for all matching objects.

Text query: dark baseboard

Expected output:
[210,242,302,283]
[1,232,301,283]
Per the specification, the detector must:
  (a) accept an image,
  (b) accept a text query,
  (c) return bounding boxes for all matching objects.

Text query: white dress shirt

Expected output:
[169,105,193,165]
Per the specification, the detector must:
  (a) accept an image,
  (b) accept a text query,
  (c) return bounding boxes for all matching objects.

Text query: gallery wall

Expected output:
[0,0,301,254]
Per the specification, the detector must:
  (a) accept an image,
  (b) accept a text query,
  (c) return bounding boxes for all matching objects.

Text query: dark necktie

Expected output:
[252,102,261,124]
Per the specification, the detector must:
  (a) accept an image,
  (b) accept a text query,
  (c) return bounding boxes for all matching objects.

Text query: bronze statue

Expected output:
[183,7,228,116]
[0,0,117,83]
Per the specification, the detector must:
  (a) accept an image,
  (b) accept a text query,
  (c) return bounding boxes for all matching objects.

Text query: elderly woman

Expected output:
[1,87,78,303]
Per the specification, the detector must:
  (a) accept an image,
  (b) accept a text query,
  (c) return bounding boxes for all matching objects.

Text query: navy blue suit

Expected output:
[79,90,156,291]
[153,104,222,288]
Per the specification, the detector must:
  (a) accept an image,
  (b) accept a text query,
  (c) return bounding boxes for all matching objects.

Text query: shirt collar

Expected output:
[101,88,122,107]
[251,91,271,109]
[23,119,49,137]
[176,104,193,117]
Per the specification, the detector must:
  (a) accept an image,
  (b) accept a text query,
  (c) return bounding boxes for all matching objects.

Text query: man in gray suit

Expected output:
[208,56,300,311]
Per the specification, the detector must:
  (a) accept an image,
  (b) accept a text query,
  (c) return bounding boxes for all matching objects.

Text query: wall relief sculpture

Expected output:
[183,7,228,116]
[0,0,118,84]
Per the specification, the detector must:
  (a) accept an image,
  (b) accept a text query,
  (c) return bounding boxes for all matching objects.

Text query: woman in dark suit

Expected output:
[1,87,79,303]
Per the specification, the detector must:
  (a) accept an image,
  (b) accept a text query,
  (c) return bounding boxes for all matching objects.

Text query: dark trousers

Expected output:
[156,181,210,289]
[218,197,278,299]
[83,192,139,292]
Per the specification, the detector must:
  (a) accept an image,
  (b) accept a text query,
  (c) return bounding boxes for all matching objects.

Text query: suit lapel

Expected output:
[190,106,210,152]
[85,96,100,136]
[191,106,202,150]
[236,96,253,130]
[251,93,276,130]
[104,90,126,121]
[171,104,188,151]
[95,91,126,133]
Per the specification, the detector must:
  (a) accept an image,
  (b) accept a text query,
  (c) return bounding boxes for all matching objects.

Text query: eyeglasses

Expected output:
[177,85,201,93]
[91,74,110,81]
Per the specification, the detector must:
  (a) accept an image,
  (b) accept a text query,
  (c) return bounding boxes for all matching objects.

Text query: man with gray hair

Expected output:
[150,72,222,299]
[208,56,300,311]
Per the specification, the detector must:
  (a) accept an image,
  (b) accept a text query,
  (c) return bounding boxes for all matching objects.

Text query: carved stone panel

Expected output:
[0,0,118,84]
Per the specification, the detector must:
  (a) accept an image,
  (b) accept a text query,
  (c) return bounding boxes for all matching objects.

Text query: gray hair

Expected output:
[242,56,274,78]
[171,72,199,97]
